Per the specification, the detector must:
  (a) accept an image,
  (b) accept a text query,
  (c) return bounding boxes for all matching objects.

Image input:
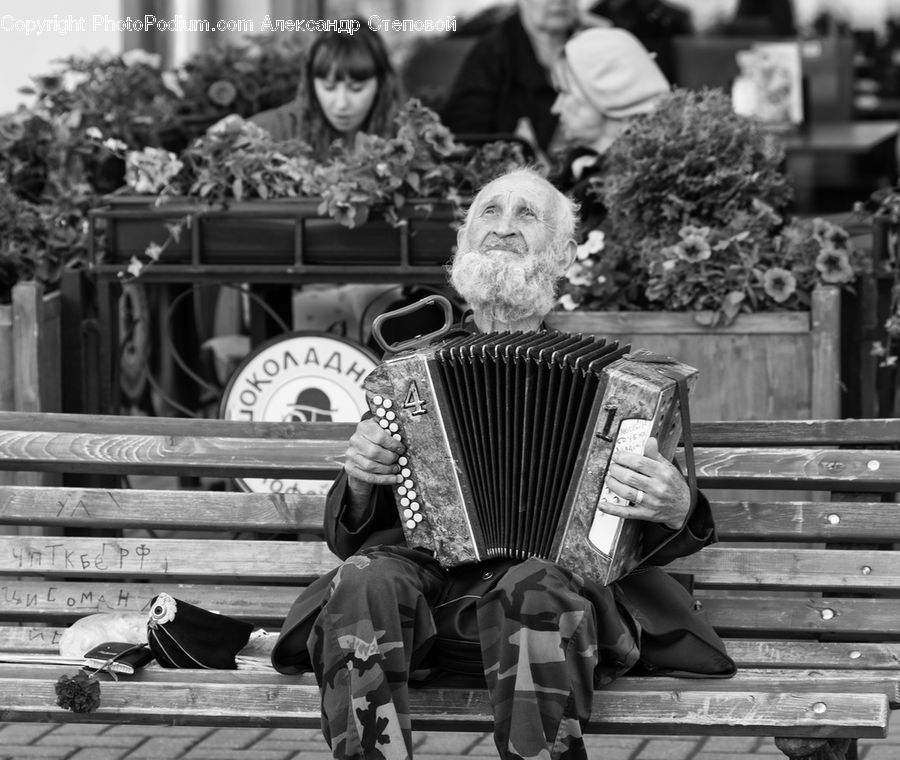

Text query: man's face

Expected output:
[451,174,571,326]
[518,0,579,34]
[459,174,557,262]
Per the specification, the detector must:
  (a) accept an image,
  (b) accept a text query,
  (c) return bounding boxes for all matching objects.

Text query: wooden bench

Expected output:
[1,410,900,760]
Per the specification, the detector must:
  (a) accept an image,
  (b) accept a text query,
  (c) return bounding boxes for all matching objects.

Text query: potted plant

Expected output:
[92,98,528,281]
[547,89,869,421]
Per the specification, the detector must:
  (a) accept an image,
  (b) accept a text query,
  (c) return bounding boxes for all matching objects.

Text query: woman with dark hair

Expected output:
[250,23,404,157]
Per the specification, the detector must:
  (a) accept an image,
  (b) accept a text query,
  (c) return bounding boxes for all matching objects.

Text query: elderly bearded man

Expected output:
[271,168,734,760]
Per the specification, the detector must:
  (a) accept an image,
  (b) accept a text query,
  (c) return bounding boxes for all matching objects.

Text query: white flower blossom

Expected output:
[557,294,579,311]
[121,49,161,69]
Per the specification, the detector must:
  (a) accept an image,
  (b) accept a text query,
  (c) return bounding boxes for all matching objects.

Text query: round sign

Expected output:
[220,332,378,493]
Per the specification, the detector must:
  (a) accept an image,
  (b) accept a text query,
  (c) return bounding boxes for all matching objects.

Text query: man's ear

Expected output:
[562,238,577,269]
[456,226,467,251]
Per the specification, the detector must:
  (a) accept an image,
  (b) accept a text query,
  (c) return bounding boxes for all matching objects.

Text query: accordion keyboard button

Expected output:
[401,468,411,477]
[389,423,400,433]
[408,490,417,500]
[410,502,420,512]
[383,399,394,409]
[375,407,386,417]
[372,395,383,405]
[392,433,402,441]
[406,519,417,529]
[378,419,389,429]
[398,456,408,466]
[413,513,423,523]
[403,509,414,519]
[398,486,407,495]
[400,497,410,506]
[386,411,396,421]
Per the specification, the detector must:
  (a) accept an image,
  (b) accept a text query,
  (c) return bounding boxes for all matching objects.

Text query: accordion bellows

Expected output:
[364,330,698,585]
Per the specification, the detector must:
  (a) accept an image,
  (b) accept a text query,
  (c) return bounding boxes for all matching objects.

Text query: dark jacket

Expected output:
[440,12,561,151]
[272,465,735,680]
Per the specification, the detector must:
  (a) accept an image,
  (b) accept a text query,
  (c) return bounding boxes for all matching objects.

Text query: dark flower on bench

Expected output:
[55,671,101,713]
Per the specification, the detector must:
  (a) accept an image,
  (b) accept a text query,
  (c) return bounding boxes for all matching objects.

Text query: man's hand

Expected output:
[342,418,405,517]
[601,437,691,530]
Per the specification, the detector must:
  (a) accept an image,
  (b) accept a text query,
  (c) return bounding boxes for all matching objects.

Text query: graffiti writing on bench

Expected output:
[10,542,153,570]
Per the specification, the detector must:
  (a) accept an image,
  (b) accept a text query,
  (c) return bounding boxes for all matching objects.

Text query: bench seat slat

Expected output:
[0,486,327,532]
[0,676,888,736]
[3,664,897,700]
[9,627,900,671]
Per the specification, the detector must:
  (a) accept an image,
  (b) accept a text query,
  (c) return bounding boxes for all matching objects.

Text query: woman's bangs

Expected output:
[310,42,377,82]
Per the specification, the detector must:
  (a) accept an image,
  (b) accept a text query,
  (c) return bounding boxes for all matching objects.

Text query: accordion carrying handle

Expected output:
[371,294,456,354]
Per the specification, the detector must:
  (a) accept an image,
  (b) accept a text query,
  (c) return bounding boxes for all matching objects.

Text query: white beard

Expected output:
[449,247,559,326]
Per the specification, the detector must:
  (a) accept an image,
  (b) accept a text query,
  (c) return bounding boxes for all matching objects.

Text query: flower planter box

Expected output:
[546,286,842,422]
[0,281,61,495]
[89,197,459,282]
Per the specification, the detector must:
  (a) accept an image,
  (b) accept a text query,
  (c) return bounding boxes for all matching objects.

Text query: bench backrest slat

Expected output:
[0,580,301,622]
[0,537,337,581]
[0,486,326,532]
[710,501,900,541]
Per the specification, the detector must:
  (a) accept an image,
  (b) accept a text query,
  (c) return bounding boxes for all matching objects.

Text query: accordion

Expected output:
[363,328,698,585]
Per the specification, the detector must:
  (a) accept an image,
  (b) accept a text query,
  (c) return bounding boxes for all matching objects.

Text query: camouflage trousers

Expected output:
[308,545,641,760]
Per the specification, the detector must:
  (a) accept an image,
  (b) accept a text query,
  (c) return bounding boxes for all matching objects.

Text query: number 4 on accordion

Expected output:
[364,328,698,586]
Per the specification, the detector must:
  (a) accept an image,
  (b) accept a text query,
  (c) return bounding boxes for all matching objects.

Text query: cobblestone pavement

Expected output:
[0,723,897,760]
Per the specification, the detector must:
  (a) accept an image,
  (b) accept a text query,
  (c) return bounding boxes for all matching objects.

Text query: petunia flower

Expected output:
[207,80,238,107]
[815,248,855,284]
[763,267,797,303]
[674,234,712,263]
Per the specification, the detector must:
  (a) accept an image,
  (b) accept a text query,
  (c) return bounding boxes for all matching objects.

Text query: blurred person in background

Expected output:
[249,22,404,159]
[441,0,609,163]
[550,26,671,232]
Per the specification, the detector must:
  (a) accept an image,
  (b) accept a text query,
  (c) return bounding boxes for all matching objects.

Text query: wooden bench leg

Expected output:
[774,737,857,760]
